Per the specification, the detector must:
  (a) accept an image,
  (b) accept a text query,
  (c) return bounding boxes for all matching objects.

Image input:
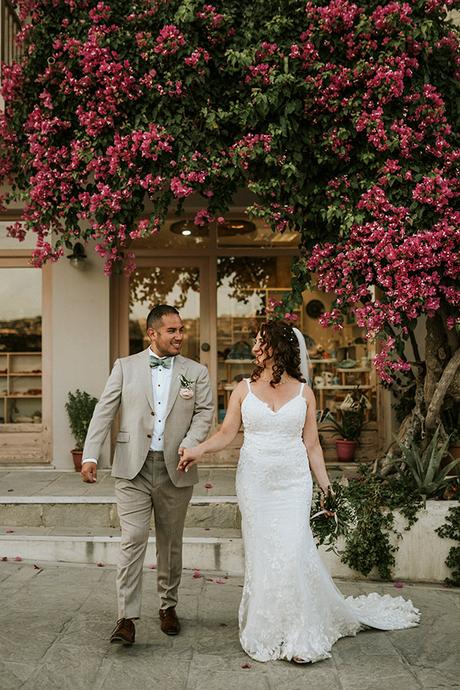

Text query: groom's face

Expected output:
[148,314,184,357]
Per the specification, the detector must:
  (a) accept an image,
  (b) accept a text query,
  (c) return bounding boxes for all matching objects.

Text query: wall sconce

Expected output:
[67,242,87,268]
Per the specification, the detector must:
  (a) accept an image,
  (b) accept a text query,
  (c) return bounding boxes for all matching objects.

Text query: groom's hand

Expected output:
[81,462,97,483]
[177,447,199,473]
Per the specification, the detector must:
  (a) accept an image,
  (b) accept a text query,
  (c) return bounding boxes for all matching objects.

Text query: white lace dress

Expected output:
[235,379,420,663]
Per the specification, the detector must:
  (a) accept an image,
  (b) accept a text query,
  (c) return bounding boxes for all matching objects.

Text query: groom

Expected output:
[81,304,214,644]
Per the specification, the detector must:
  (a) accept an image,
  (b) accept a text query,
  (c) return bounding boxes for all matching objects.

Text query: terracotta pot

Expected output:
[448,443,460,460]
[71,449,83,472]
[335,439,358,462]
[444,443,460,471]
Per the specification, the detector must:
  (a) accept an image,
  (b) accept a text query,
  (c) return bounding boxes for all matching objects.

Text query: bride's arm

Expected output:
[177,381,245,472]
[302,387,332,494]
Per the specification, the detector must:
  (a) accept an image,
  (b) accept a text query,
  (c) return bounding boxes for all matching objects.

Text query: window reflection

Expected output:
[128,266,200,360]
[0,268,42,425]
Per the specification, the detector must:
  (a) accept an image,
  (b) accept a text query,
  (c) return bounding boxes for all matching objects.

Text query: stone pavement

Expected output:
[0,561,459,690]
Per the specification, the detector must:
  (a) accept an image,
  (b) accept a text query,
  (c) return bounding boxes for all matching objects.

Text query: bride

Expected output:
[177,320,420,663]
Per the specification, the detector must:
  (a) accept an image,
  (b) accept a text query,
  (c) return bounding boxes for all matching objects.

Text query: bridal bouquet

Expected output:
[310,481,354,555]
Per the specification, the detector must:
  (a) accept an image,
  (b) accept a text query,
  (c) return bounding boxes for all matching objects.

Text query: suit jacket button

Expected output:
[147,434,152,438]
[151,411,154,416]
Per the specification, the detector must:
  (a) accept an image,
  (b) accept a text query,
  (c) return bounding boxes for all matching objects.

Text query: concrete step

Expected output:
[0,527,244,575]
[0,464,357,530]
[0,495,241,529]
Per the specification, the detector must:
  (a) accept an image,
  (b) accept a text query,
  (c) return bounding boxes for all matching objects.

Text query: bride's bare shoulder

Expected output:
[230,379,251,402]
[302,383,316,403]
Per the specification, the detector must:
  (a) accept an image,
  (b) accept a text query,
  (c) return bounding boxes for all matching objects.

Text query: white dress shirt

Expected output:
[82,350,174,464]
[149,352,174,451]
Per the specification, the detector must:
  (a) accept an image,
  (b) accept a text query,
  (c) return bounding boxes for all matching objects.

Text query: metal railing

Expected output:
[1,0,22,66]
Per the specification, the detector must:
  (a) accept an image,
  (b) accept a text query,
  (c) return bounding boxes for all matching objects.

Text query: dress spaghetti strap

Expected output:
[245,378,252,392]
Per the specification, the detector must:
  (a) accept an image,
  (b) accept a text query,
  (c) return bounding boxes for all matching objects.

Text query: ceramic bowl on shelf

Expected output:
[338,358,357,369]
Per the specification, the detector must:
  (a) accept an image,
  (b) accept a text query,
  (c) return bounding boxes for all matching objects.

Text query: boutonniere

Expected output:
[179,374,194,399]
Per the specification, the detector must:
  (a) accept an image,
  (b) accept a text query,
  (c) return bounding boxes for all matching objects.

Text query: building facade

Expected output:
[0,194,394,469]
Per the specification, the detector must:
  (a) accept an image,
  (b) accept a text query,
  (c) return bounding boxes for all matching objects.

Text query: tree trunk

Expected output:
[378,314,460,471]
[425,347,460,432]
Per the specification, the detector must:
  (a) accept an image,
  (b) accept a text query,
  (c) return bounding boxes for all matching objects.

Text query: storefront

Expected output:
[0,219,52,463]
[0,206,388,468]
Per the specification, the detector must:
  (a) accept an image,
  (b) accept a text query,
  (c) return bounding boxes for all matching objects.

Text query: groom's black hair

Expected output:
[147,304,180,330]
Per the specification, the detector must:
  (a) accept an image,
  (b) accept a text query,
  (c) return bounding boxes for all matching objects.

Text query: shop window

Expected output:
[128,265,200,360]
[0,268,42,425]
[216,257,377,422]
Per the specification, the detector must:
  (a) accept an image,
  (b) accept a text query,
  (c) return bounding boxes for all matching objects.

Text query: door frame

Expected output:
[111,255,218,415]
[111,247,300,427]
[0,254,52,463]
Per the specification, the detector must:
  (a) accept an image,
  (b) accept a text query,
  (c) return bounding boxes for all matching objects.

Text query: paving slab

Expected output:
[0,561,458,690]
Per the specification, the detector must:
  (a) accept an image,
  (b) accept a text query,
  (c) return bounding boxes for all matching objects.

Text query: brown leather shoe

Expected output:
[110,618,135,645]
[159,607,181,635]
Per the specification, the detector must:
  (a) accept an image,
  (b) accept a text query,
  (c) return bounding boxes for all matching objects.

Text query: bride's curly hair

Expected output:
[251,320,306,387]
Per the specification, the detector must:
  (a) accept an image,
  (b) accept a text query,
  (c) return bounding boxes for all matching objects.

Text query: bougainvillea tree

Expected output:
[0,0,459,449]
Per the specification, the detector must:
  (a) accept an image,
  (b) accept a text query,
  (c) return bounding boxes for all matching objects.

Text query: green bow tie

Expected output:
[150,355,173,369]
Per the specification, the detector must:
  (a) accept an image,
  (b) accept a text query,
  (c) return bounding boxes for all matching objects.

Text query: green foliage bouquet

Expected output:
[310,481,354,554]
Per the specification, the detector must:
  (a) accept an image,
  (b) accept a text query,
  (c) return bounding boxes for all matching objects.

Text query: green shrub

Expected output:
[65,389,98,450]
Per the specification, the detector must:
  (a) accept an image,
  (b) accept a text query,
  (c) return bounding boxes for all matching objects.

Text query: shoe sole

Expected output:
[110,636,134,645]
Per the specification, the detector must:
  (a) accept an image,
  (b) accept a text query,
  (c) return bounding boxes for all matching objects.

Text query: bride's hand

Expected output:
[320,486,335,518]
[177,446,203,473]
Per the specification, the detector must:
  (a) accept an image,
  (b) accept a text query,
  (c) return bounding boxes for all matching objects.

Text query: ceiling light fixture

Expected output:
[170,219,256,237]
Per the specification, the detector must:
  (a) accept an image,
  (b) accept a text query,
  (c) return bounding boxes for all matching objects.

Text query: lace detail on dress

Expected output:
[236,379,420,663]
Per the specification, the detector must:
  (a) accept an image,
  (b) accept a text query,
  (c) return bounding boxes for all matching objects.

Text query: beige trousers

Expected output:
[115,451,193,619]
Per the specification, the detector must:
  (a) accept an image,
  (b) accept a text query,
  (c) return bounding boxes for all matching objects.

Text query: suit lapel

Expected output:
[165,355,186,419]
[141,348,154,411]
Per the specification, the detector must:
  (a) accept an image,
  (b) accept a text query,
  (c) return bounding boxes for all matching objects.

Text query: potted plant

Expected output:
[393,424,459,500]
[65,389,98,471]
[325,389,369,461]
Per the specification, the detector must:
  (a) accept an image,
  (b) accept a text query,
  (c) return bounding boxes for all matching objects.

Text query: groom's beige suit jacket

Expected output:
[82,348,214,487]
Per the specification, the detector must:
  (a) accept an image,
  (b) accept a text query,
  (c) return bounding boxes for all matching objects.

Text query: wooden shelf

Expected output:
[9,372,42,377]
[311,358,338,364]
[315,384,372,390]
[224,359,254,365]
[0,352,42,424]
[5,394,42,398]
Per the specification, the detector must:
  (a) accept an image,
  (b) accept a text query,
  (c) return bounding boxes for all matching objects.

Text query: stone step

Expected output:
[0,495,241,529]
[0,527,244,575]
[0,464,358,530]
[1,501,454,583]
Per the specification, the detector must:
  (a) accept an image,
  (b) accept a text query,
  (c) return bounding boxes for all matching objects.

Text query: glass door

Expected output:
[119,257,211,371]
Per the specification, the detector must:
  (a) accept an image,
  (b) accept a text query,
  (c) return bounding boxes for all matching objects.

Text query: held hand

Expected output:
[177,447,203,473]
[320,486,335,518]
[81,462,97,483]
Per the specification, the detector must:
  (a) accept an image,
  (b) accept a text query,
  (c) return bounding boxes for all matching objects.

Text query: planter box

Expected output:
[319,500,458,583]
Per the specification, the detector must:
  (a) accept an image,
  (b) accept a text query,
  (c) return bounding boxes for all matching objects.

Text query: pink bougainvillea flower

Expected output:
[241,662,252,669]
[147,563,157,570]
[14,555,22,561]
[204,482,213,489]
[193,569,202,578]
[96,561,104,567]
[393,581,404,589]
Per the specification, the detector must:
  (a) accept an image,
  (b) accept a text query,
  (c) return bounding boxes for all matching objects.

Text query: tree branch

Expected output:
[425,347,460,431]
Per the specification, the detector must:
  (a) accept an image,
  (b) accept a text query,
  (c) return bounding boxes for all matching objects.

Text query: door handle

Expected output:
[201,342,211,352]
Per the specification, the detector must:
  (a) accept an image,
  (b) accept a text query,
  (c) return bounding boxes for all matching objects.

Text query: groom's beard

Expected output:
[150,343,182,358]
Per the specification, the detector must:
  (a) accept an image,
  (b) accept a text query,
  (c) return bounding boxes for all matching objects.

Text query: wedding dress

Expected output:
[235,379,420,663]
